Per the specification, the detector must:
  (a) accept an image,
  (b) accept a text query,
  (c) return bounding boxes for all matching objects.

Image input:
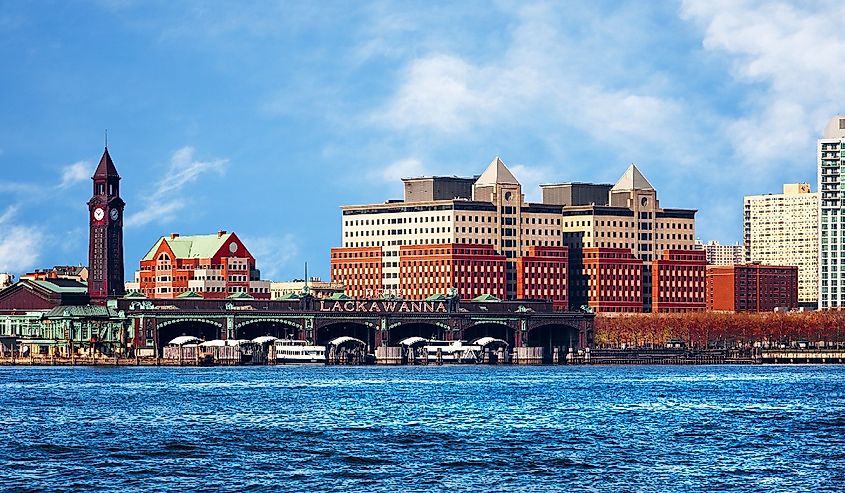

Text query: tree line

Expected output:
[594,311,845,348]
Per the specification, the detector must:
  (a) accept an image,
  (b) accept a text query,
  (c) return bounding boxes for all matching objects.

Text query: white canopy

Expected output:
[252,336,279,344]
[398,336,428,347]
[327,336,366,348]
[473,337,509,348]
[168,336,201,346]
[199,339,251,347]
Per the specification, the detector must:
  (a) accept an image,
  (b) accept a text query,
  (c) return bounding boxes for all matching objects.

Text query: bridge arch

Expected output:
[462,321,517,346]
[235,319,302,340]
[527,323,579,358]
[316,321,376,349]
[157,319,222,349]
[388,321,448,345]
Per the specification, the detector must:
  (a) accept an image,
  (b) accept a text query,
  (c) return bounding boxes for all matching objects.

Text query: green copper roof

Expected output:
[472,293,501,302]
[30,280,87,294]
[141,233,236,261]
[124,290,147,299]
[227,291,253,299]
[45,305,116,318]
[278,292,301,300]
[328,292,352,300]
[176,290,203,299]
[424,294,447,301]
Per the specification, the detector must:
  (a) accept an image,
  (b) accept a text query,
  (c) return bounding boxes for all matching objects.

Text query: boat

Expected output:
[273,339,327,364]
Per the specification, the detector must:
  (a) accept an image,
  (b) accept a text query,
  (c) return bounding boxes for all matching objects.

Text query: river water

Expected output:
[0,365,843,492]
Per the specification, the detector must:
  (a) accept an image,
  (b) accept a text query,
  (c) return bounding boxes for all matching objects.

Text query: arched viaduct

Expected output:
[121,296,593,357]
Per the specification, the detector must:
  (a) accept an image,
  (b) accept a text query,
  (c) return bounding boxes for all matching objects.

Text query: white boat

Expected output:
[273,339,326,364]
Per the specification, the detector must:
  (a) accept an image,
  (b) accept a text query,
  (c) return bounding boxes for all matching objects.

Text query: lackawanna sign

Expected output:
[318,300,448,313]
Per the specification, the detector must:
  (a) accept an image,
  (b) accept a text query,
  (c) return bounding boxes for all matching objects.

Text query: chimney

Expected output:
[218,230,227,238]
[170,233,180,240]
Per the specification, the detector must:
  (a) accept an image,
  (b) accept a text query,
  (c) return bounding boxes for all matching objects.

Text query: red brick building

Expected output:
[128,231,270,299]
[651,249,707,313]
[577,248,643,313]
[516,246,568,309]
[398,244,507,300]
[706,264,798,312]
[329,247,383,298]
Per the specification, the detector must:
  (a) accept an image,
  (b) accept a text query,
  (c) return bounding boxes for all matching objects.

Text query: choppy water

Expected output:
[0,365,844,492]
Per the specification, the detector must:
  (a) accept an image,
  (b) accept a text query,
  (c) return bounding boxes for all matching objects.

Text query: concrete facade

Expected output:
[819,116,845,309]
[744,183,818,306]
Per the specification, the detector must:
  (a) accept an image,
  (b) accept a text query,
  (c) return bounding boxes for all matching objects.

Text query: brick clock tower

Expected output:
[87,147,126,304]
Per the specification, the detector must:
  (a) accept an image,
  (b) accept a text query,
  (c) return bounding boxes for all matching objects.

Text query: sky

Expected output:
[1,0,843,281]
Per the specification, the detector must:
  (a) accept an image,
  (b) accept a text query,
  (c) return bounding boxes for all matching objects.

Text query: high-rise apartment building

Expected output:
[743,183,818,306]
[695,240,743,266]
[818,116,845,309]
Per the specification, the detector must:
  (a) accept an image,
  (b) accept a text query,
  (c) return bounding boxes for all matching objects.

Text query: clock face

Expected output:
[229,241,238,254]
[110,208,119,221]
[93,207,105,221]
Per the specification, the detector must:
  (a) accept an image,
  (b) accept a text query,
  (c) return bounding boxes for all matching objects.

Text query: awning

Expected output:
[168,336,201,346]
[472,337,509,348]
[398,336,428,347]
[252,336,279,344]
[327,336,366,348]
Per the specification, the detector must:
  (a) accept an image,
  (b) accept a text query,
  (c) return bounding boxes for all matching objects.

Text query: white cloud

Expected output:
[58,161,90,188]
[375,157,425,184]
[126,146,228,227]
[242,234,299,281]
[374,55,495,133]
[509,163,553,203]
[0,206,44,273]
[371,3,691,157]
[681,0,845,165]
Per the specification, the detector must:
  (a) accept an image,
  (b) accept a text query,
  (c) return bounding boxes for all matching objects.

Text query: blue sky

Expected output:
[1,0,842,281]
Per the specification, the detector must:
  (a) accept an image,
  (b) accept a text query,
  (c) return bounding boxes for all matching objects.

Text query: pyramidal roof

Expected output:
[611,164,654,191]
[475,156,519,187]
[93,147,120,179]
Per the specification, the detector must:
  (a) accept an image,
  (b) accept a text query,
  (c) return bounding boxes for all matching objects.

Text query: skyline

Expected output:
[2,1,844,280]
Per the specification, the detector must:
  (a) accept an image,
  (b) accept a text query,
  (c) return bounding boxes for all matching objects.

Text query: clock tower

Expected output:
[87,147,126,304]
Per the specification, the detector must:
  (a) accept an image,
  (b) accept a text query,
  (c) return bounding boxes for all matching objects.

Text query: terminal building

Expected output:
[331,158,703,313]
[125,231,271,299]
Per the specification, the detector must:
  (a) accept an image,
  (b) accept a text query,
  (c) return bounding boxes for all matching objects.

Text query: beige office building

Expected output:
[335,157,564,298]
[744,183,818,306]
[561,165,700,312]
